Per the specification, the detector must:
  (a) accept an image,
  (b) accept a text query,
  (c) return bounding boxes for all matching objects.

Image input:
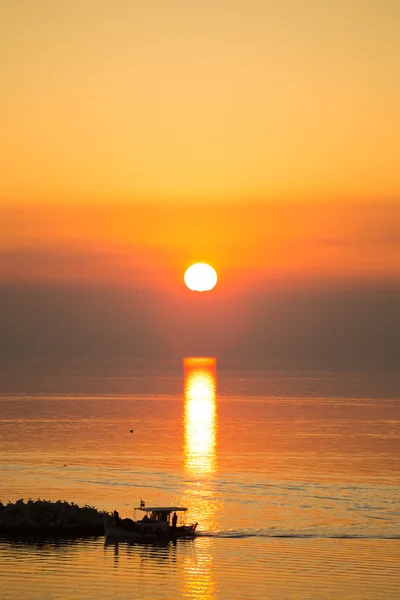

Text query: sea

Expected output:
[0,360,399,599]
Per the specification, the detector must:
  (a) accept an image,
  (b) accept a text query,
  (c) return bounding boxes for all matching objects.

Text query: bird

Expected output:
[129,429,134,433]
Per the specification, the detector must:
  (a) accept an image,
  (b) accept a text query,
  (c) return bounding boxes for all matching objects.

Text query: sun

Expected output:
[184,263,218,292]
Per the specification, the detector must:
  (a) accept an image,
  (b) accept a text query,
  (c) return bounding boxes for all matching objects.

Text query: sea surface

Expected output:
[0,361,399,599]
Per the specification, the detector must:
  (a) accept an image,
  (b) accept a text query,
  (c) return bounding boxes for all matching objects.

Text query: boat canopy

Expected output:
[134,506,188,513]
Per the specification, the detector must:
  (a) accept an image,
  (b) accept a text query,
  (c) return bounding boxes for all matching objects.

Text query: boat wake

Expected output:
[196,529,400,540]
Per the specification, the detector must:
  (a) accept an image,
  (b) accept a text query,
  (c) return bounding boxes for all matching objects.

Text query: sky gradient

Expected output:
[1,0,399,202]
[1,1,399,373]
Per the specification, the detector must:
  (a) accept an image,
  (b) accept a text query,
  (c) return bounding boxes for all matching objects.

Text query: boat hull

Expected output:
[104,524,196,542]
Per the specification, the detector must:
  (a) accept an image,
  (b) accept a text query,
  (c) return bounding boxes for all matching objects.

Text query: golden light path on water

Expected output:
[183,357,218,600]
[184,358,217,477]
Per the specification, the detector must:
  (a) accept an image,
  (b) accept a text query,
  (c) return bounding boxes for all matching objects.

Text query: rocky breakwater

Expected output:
[0,499,110,536]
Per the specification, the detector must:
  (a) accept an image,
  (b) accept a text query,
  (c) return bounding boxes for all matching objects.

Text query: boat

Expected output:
[104,505,198,542]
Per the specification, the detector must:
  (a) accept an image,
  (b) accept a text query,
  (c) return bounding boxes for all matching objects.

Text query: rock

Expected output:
[0,499,110,536]
[14,513,25,528]
[25,517,38,529]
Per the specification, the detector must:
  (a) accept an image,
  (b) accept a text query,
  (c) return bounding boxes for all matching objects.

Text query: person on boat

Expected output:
[172,512,178,530]
[113,510,119,524]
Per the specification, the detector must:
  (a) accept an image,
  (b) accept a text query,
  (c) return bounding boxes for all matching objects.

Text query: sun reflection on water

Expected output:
[183,357,218,600]
[183,357,219,531]
[181,537,216,600]
[184,357,217,477]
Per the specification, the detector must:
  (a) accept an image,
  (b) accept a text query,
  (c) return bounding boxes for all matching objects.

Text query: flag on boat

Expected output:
[140,499,145,508]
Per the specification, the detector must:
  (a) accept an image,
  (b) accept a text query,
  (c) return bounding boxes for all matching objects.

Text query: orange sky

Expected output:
[1,1,399,204]
[1,2,399,289]
[1,200,399,288]
[1,3,399,369]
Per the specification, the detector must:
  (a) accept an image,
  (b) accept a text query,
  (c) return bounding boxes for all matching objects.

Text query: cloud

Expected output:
[0,200,398,381]
[0,281,398,375]
[0,242,179,288]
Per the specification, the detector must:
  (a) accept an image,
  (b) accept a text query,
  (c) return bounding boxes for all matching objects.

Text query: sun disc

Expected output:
[184,263,218,292]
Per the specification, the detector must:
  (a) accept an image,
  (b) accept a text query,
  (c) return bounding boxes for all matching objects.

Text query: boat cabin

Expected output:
[106,504,198,540]
[133,506,188,533]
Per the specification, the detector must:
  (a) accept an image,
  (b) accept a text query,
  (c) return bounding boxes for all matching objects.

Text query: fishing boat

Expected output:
[104,504,198,542]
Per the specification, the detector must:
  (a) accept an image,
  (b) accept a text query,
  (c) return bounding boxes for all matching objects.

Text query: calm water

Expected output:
[0,362,399,599]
